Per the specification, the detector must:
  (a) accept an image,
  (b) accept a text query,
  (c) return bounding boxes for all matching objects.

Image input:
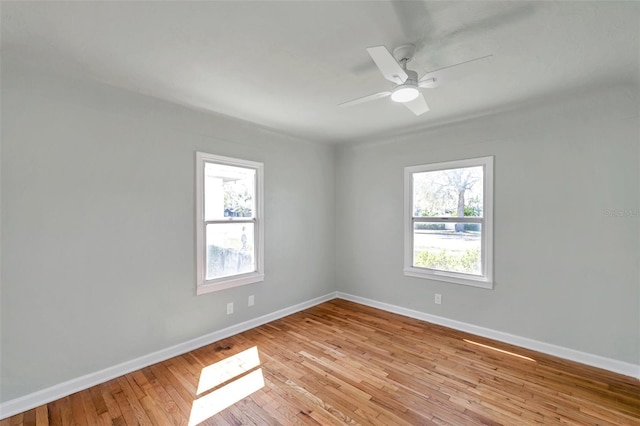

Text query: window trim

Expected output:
[403,156,494,289]
[195,152,264,295]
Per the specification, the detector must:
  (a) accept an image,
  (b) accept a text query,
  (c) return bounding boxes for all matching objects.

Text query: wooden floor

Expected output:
[2,299,640,426]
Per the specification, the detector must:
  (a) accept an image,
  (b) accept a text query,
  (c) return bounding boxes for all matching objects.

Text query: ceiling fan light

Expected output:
[391,85,419,103]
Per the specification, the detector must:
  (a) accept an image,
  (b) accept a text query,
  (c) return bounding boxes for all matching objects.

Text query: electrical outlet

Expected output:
[227,302,234,314]
[248,295,255,306]
[435,294,442,305]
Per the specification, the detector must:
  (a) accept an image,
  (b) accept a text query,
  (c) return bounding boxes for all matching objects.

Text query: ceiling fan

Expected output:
[339,44,491,116]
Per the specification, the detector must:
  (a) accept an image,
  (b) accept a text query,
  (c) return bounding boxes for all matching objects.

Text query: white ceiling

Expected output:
[1,1,638,144]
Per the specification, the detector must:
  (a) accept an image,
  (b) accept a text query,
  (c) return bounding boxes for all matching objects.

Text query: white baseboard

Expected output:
[336,292,640,380]
[3,290,638,419]
[0,291,338,420]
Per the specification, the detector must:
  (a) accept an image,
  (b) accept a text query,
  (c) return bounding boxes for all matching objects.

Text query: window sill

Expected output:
[197,272,264,295]
[404,267,493,289]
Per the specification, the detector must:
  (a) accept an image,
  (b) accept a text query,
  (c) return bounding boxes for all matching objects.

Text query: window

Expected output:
[196,152,264,295]
[404,156,493,288]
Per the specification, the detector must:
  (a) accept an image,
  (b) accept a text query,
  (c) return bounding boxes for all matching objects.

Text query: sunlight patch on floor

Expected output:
[189,346,264,426]
[463,339,537,362]
[196,346,261,395]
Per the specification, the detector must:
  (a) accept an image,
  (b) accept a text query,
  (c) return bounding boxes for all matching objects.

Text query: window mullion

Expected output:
[412,217,483,223]
[205,219,256,225]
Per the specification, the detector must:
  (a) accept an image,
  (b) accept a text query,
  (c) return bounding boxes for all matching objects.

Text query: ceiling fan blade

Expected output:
[418,77,438,88]
[366,46,408,84]
[424,54,493,77]
[391,1,432,49]
[403,93,429,116]
[440,4,535,42]
[339,91,391,108]
[419,54,493,87]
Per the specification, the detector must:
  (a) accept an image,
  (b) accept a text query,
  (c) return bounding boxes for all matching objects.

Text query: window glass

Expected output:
[412,222,482,275]
[206,223,255,280]
[412,166,483,218]
[204,164,255,221]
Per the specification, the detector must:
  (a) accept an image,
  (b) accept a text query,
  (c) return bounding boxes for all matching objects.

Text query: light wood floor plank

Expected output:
[3,299,639,425]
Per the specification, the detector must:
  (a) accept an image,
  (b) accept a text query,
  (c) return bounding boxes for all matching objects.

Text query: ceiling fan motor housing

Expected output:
[403,69,419,85]
[390,69,420,103]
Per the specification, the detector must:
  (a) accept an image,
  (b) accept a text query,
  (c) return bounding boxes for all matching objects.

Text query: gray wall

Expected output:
[0,54,336,401]
[2,52,639,404]
[335,83,640,365]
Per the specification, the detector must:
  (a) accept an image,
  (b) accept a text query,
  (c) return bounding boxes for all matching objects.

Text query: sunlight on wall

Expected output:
[463,339,537,362]
[189,346,265,425]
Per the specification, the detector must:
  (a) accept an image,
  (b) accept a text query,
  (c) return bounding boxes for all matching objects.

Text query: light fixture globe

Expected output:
[391,84,419,103]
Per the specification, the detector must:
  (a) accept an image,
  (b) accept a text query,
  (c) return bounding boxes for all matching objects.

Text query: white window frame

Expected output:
[404,156,494,289]
[195,152,264,295]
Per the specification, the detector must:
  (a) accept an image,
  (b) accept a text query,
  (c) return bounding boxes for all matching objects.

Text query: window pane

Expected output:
[412,166,483,218]
[206,223,255,280]
[204,163,255,221]
[413,222,482,275]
